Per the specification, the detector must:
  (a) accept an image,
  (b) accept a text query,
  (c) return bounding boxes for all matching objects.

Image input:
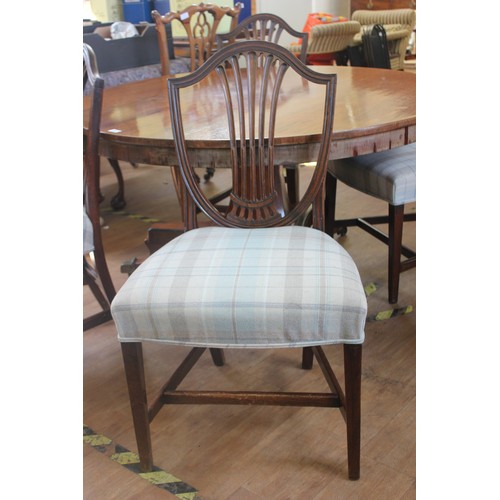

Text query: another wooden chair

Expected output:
[217,12,309,63]
[152,2,243,77]
[111,41,367,480]
[83,44,116,330]
[325,143,416,304]
[216,13,309,209]
[83,43,126,210]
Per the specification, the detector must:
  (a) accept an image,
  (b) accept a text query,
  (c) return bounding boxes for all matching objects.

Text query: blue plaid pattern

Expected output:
[83,208,94,255]
[328,143,416,205]
[111,226,366,348]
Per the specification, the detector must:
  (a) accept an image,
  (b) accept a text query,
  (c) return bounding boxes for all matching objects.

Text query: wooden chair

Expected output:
[83,44,116,330]
[152,2,243,77]
[216,12,309,63]
[111,40,367,480]
[325,143,416,304]
[216,13,309,209]
[83,44,126,211]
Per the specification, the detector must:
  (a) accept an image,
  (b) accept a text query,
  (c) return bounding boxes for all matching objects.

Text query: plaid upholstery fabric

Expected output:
[83,208,94,255]
[328,143,416,206]
[111,226,366,348]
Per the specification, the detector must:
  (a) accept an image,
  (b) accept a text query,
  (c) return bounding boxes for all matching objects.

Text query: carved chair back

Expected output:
[167,40,337,230]
[217,13,309,63]
[153,2,243,77]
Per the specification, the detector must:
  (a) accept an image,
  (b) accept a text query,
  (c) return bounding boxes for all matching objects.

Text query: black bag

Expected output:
[348,24,391,69]
[362,24,391,69]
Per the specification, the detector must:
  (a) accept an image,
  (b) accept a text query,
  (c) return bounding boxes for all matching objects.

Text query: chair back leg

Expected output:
[388,204,405,304]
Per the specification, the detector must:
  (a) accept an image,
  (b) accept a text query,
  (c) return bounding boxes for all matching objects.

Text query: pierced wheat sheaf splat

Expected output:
[216,52,286,225]
[168,41,337,230]
[241,19,285,44]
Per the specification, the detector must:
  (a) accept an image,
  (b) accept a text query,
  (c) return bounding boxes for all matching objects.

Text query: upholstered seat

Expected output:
[112,226,366,347]
[83,209,94,256]
[326,143,416,304]
[329,143,416,205]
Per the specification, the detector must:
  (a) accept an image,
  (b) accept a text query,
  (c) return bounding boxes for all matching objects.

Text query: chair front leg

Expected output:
[344,343,362,480]
[209,348,225,366]
[121,342,153,472]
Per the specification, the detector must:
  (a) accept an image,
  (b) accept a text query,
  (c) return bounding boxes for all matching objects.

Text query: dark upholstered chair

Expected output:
[326,143,416,304]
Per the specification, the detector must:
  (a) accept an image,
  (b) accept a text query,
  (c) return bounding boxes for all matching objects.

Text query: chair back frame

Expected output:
[217,13,309,63]
[167,40,337,231]
[83,44,116,324]
[153,3,243,77]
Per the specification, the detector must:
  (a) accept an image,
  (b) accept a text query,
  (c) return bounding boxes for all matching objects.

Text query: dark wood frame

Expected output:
[83,44,117,330]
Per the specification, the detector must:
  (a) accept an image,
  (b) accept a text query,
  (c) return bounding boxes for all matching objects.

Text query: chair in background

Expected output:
[83,44,116,330]
[152,2,243,77]
[111,41,367,480]
[217,12,309,63]
[350,9,416,70]
[217,12,309,207]
[325,143,416,304]
[289,20,360,66]
[83,44,126,211]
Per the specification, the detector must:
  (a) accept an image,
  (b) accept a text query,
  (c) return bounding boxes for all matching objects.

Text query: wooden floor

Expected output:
[84,158,416,499]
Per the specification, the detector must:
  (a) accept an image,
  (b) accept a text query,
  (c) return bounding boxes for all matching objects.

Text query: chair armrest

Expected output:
[306,21,361,55]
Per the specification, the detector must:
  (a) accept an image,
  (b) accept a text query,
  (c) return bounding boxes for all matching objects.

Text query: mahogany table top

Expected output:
[83,65,415,167]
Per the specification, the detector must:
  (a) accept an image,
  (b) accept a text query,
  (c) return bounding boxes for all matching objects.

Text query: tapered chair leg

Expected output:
[209,348,225,366]
[344,344,362,480]
[325,172,338,237]
[388,204,405,304]
[121,342,153,472]
[302,347,314,369]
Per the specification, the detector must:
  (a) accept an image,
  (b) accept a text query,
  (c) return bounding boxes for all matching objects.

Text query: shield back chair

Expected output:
[325,143,416,304]
[83,44,116,330]
[151,2,243,193]
[152,2,243,78]
[216,12,309,63]
[216,13,309,211]
[111,41,367,480]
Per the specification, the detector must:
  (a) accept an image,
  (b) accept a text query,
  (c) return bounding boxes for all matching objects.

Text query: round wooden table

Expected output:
[83,66,415,168]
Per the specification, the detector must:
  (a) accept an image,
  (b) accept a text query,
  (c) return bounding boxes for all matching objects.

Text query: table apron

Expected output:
[98,125,416,167]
